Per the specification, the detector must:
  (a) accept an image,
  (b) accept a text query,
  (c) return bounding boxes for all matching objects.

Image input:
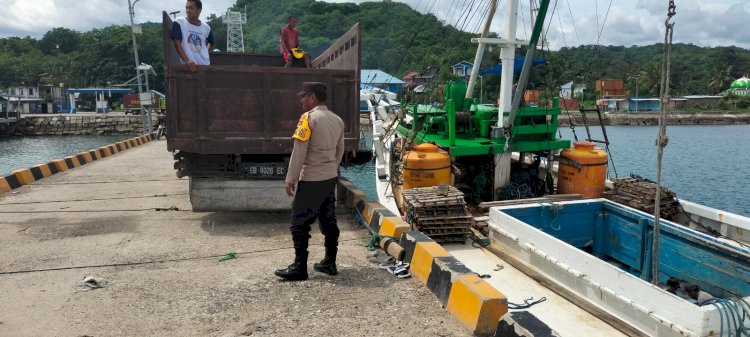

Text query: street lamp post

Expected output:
[128,0,150,134]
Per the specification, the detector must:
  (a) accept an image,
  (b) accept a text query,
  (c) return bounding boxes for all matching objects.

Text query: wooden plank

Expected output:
[478,195,584,209]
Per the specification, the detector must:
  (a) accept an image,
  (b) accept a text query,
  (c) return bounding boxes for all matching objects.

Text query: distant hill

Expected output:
[206,0,481,78]
[1,0,750,100]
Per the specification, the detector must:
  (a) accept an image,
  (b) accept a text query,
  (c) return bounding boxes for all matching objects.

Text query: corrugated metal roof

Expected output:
[361,69,405,85]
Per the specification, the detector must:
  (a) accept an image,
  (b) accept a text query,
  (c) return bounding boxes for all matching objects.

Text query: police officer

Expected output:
[275,82,345,281]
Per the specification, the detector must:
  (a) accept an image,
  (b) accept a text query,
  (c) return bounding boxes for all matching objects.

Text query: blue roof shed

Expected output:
[361,69,404,95]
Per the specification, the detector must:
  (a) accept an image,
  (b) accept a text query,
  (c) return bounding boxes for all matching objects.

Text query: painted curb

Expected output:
[0,133,155,196]
[338,178,520,337]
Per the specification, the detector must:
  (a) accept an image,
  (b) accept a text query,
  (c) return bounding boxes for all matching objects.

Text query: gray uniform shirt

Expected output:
[285,105,345,184]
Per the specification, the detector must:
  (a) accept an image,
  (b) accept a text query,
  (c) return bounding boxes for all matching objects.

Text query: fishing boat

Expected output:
[366,0,750,336]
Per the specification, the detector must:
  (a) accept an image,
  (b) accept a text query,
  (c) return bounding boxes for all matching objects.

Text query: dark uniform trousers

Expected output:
[291,177,340,257]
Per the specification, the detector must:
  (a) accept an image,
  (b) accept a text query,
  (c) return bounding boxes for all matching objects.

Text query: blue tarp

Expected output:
[479,56,546,76]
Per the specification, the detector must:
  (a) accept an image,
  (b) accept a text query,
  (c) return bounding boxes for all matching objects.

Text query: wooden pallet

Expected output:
[403,185,471,244]
[605,178,681,220]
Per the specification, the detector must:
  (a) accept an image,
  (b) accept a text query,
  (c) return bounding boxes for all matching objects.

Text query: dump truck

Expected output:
[123,92,166,115]
[162,12,361,211]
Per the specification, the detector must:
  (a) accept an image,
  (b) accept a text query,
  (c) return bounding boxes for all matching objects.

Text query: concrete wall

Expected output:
[559,113,750,126]
[2,115,156,136]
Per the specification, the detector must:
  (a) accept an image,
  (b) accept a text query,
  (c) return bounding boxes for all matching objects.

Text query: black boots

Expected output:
[274,253,308,281]
[313,256,338,275]
[275,249,337,280]
[313,248,338,276]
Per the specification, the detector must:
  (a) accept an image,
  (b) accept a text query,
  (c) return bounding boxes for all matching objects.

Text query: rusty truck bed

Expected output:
[162,12,361,155]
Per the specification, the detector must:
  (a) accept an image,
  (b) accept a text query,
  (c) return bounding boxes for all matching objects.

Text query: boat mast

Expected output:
[507,0,551,125]
[465,0,498,101]
[498,0,520,126]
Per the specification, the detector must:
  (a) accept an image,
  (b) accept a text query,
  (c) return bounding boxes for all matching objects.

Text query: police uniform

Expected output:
[281,83,345,278]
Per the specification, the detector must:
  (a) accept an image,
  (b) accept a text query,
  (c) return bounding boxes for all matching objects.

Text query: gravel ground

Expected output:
[0,139,470,337]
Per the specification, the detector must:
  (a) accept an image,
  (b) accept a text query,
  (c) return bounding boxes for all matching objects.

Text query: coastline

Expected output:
[360,112,750,129]
[559,112,750,126]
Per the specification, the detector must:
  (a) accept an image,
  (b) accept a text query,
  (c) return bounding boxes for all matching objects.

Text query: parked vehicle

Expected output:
[162,12,362,211]
[123,93,166,115]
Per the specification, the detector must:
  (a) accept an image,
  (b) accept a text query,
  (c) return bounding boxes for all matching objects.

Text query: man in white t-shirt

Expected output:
[171,0,214,72]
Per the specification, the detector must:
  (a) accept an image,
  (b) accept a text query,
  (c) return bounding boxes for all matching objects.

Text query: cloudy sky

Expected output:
[1,0,749,50]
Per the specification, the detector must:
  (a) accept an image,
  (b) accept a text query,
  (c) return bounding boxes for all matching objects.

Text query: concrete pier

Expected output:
[0,140,469,336]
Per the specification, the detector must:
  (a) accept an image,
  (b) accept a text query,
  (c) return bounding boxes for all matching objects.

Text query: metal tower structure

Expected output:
[222,11,247,53]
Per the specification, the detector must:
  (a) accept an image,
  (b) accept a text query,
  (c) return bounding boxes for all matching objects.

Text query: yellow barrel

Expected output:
[403,143,451,189]
[557,141,608,198]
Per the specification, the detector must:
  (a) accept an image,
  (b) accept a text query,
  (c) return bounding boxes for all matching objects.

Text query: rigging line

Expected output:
[461,0,487,33]
[445,0,459,25]
[377,0,439,92]
[457,0,479,32]
[652,0,677,286]
[458,3,477,33]
[542,0,560,49]
[414,0,425,13]
[565,0,581,46]
[594,0,600,40]
[469,0,491,34]
[473,0,494,34]
[454,0,475,30]
[519,0,529,40]
[595,0,614,45]
[453,0,472,29]
[465,0,490,35]
[555,0,568,47]
[450,0,470,28]
[373,0,449,108]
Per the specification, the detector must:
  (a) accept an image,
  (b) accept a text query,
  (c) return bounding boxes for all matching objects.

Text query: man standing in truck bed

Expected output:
[279,16,311,68]
[172,0,214,72]
[275,82,345,281]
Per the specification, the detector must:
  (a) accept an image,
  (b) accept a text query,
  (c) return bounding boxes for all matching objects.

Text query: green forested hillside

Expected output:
[1,0,750,102]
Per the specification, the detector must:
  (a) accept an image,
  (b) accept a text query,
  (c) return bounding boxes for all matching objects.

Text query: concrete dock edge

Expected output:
[337,178,552,337]
[0,133,155,196]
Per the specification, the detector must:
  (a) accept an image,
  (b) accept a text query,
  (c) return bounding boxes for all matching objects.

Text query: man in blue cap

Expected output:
[275,82,345,281]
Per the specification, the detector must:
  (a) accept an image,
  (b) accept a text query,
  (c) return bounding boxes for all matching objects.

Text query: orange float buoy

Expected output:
[402,143,451,189]
[557,141,608,198]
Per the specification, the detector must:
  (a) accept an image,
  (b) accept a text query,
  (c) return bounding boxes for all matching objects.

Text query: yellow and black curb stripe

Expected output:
[0,133,155,196]
[339,177,520,337]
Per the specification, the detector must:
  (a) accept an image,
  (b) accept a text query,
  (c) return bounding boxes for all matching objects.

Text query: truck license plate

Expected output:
[243,164,286,178]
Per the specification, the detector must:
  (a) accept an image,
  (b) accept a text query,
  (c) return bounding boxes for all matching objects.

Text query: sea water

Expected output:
[2,125,749,217]
[342,125,750,217]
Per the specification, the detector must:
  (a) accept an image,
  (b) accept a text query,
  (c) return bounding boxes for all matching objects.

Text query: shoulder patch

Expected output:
[292,112,312,142]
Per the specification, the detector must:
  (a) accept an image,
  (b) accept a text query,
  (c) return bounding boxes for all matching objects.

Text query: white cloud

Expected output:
[0,0,235,37]
[1,0,749,50]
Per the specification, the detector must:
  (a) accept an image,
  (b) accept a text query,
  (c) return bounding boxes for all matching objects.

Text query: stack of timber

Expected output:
[604,177,680,220]
[403,185,471,244]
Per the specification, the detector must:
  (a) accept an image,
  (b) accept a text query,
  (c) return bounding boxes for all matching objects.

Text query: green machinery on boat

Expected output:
[392,80,571,202]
